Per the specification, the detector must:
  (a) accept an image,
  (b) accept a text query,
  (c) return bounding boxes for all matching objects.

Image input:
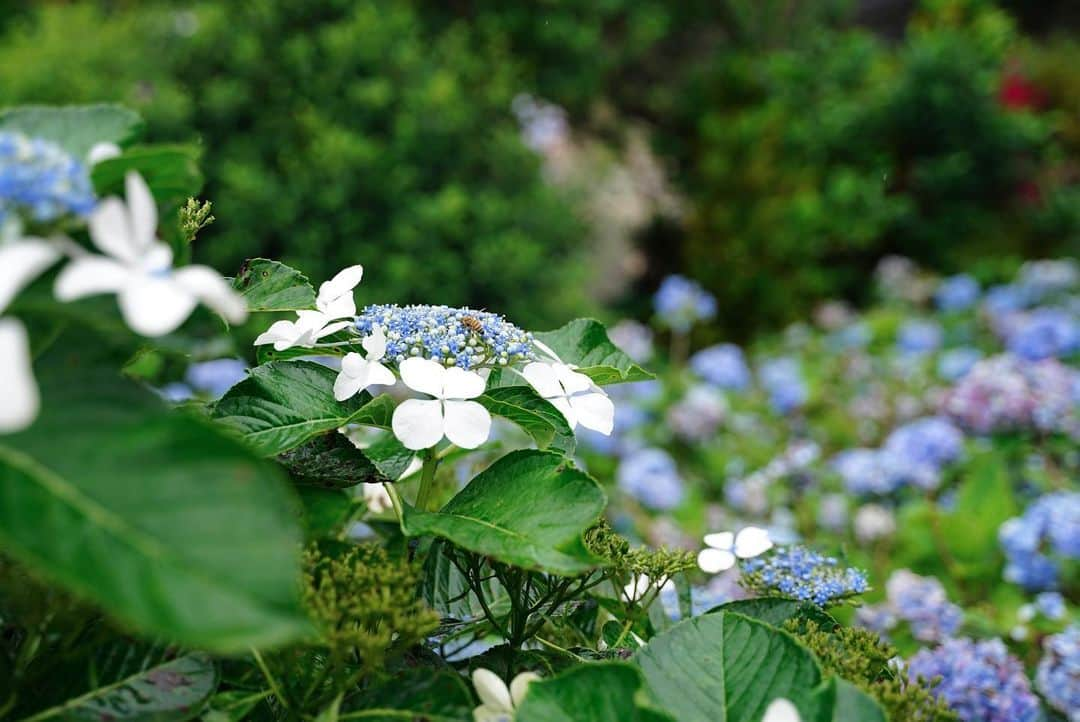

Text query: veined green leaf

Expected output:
[534,318,653,385]
[0,104,142,158]
[232,258,317,312]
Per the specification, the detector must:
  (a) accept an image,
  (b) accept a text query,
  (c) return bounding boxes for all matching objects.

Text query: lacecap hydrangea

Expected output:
[0,131,97,228]
[907,638,1040,722]
[353,304,537,369]
[740,545,868,606]
[999,491,1080,591]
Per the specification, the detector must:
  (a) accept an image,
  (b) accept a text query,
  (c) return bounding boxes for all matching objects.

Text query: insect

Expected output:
[460,315,483,333]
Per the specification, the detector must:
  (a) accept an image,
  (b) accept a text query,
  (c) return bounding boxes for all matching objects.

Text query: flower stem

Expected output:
[414,449,439,512]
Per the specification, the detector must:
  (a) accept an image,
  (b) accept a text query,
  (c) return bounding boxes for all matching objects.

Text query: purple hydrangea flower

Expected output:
[0,131,97,226]
[1037,625,1080,721]
[690,343,751,391]
[999,491,1080,591]
[937,347,982,381]
[616,447,685,511]
[896,319,943,355]
[758,357,807,414]
[185,358,248,398]
[935,274,980,312]
[653,275,716,332]
[884,569,963,642]
[1003,307,1080,361]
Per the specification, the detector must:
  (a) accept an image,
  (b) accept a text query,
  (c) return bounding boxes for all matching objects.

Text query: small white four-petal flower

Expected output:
[762,698,801,722]
[334,325,396,400]
[471,668,539,722]
[697,526,773,574]
[0,318,39,433]
[391,357,491,450]
[520,361,614,435]
[254,264,364,351]
[55,171,247,336]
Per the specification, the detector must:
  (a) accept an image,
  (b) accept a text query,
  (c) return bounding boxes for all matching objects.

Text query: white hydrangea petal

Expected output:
[472,669,513,713]
[361,325,387,360]
[118,276,197,337]
[54,256,132,301]
[521,361,563,399]
[125,172,158,252]
[0,239,61,312]
[391,398,444,450]
[173,265,248,324]
[314,319,353,340]
[399,357,445,397]
[317,264,364,318]
[333,368,365,401]
[568,391,614,435]
[367,361,396,388]
[442,366,485,400]
[703,531,734,550]
[0,318,39,433]
[254,319,301,348]
[531,338,562,363]
[87,141,121,165]
[88,197,138,262]
[734,526,773,558]
[340,352,367,377]
[762,698,802,722]
[509,672,540,708]
[554,363,593,395]
[549,396,578,429]
[442,399,491,449]
[697,547,736,574]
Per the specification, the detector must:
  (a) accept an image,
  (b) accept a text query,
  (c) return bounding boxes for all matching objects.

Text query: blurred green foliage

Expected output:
[0,0,1077,336]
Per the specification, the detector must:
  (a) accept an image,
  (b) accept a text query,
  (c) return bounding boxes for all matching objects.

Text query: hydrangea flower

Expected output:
[758,357,807,414]
[882,569,963,642]
[937,347,982,381]
[907,638,1040,722]
[740,546,868,606]
[391,358,490,450]
[0,318,39,432]
[935,274,980,312]
[607,319,654,363]
[667,384,726,442]
[881,416,964,490]
[0,131,96,227]
[1003,307,1080,361]
[831,449,902,496]
[762,699,801,722]
[616,447,685,511]
[896,319,943,355]
[184,358,248,398]
[333,325,396,401]
[697,526,772,573]
[355,304,535,369]
[853,503,896,543]
[1017,259,1079,300]
[999,491,1080,591]
[254,265,364,350]
[1037,625,1080,721]
[653,275,716,332]
[690,343,751,390]
[982,283,1035,318]
[941,354,1079,435]
[521,361,614,434]
[55,172,247,337]
[471,667,539,722]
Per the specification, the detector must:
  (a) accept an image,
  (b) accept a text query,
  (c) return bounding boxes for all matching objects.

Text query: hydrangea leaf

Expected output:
[341,667,473,721]
[633,612,823,722]
[0,359,310,653]
[478,385,575,455]
[421,539,509,623]
[807,678,887,722]
[706,598,839,631]
[516,663,676,722]
[212,361,392,456]
[0,103,143,158]
[280,431,394,488]
[232,258,317,313]
[534,318,654,385]
[401,450,606,575]
[91,144,203,210]
[296,486,356,540]
[21,653,218,721]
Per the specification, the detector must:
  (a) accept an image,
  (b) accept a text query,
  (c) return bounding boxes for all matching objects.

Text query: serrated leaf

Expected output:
[478,385,575,454]
[21,653,218,722]
[280,432,391,488]
[0,104,142,158]
[91,145,203,210]
[707,598,839,631]
[0,356,309,652]
[534,318,654,385]
[517,663,675,722]
[232,259,317,312]
[634,613,823,722]
[212,361,392,456]
[401,450,606,575]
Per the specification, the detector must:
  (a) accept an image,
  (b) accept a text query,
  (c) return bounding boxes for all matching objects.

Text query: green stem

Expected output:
[414,449,440,512]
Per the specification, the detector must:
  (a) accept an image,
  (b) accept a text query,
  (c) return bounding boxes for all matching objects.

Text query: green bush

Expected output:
[0,1,591,328]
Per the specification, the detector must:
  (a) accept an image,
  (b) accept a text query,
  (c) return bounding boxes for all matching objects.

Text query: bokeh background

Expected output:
[2,0,1077,338]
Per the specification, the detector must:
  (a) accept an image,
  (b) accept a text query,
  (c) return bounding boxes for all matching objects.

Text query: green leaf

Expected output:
[534,318,654,385]
[402,450,606,575]
[478,386,575,454]
[634,612,822,722]
[212,361,392,456]
[21,653,217,722]
[809,678,887,722]
[517,663,675,722]
[297,486,356,539]
[0,104,142,158]
[421,540,508,622]
[91,145,203,210]
[341,667,472,722]
[358,432,416,481]
[707,598,839,631]
[0,360,310,652]
[232,258,317,312]
[280,432,393,488]
[939,449,1017,574]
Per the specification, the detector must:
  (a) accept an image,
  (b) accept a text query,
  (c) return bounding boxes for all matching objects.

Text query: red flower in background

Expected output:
[999,64,1044,111]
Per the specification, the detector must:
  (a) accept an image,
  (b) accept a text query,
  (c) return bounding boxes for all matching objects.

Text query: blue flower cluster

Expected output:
[936,346,982,381]
[690,343,751,390]
[935,274,980,312]
[999,491,1080,591]
[907,638,1040,722]
[831,416,964,494]
[616,447,685,511]
[0,131,96,228]
[653,275,716,332]
[758,357,807,414]
[896,319,944,354]
[354,304,536,369]
[1004,307,1080,361]
[1037,625,1080,721]
[740,545,868,606]
[883,569,963,642]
